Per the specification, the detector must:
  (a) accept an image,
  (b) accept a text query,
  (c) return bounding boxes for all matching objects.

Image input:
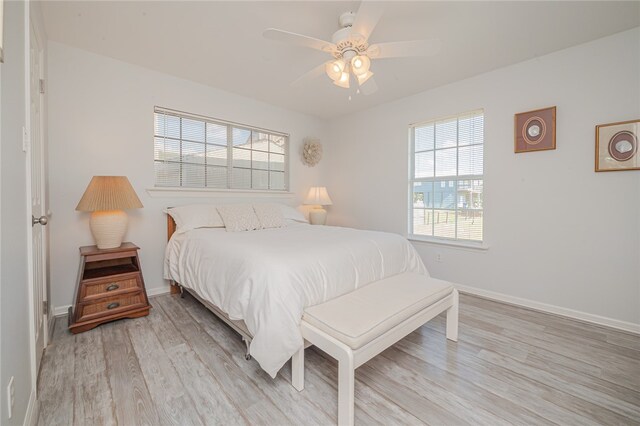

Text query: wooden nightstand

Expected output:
[68,242,151,334]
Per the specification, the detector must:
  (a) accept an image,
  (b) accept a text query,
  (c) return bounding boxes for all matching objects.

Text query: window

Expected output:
[409,110,484,242]
[154,107,288,190]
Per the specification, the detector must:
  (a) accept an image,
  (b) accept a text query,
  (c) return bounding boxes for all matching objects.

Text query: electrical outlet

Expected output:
[7,376,14,419]
[436,253,443,262]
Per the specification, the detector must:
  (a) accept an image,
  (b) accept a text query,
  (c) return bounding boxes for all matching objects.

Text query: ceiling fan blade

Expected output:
[368,39,442,59]
[352,1,384,41]
[263,28,336,53]
[291,61,330,88]
[359,75,378,95]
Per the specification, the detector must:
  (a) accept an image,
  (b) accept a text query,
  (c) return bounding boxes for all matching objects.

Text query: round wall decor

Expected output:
[607,130,637,162]
[302,138,323,167]
[522,116,547,145]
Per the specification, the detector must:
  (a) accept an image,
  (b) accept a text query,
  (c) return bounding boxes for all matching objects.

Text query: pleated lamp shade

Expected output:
[304,186,332,225]
[76,176,142,249]
[76,176,143,211]
[303,187,333,206]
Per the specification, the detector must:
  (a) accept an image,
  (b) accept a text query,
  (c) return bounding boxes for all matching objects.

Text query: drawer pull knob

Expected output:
[106,284,120,291]
[107,302,120,310]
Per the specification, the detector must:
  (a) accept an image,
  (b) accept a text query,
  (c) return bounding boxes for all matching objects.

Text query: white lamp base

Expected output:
[90,210,128,249]
[309,208,328,225]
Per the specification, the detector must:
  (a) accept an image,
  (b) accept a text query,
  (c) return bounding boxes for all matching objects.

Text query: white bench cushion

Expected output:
[303,273,454,350]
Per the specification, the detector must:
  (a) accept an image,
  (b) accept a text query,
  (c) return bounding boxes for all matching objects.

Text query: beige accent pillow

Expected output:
[217,204,262,232]
[253,203,286,229]
[165,204,224,234]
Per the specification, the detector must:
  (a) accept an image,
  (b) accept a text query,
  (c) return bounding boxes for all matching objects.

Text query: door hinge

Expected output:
[22,127,29,152]
[42,301,48,314]
[39,79,45,94]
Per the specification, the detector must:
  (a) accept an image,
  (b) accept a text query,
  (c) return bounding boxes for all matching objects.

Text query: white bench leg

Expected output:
[338,353,355,426]
[446,288,459,342]
[291,345,305,391]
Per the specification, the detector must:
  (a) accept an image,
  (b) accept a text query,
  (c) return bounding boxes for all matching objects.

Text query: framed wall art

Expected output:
[595,119,640,172]
[514,106,556,153]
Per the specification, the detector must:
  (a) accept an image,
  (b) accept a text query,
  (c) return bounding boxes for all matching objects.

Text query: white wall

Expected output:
[1,1,34,424]
[326,28,640,327]
[47,42,328,311]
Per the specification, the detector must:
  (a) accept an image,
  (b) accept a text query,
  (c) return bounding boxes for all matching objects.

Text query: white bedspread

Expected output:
[164,224,427,377]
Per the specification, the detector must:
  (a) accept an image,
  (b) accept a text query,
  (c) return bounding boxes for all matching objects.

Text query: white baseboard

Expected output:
[53,286,172,317]
[24,389,38,426]
[53,304,70,317]
[456,283,640,335]
[147,285,171,297]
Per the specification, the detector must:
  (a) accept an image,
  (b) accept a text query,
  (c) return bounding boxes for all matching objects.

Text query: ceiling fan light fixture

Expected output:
[356,70,374,86]
[351,55,371,76]
[334,71,350,88]
[325,59,346,81]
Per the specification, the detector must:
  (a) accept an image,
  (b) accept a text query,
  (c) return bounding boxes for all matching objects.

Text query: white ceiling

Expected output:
[40,1,640,119]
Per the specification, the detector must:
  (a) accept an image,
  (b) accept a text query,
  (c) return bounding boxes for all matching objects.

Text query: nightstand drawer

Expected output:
[81,276,139,300]
[78,292,146,322]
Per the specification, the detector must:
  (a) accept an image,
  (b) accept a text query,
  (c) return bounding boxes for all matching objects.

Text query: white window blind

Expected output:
[409,110,484,242]
[154,107,288,191]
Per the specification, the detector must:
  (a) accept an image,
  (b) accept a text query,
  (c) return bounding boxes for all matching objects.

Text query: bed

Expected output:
[164,210,427,378]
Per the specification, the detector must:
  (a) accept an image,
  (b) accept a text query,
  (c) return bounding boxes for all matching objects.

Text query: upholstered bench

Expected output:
[291,272,459,426]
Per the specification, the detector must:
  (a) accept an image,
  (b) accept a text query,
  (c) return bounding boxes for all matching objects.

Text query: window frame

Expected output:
[408,109,485,246]
[153,106,290,192]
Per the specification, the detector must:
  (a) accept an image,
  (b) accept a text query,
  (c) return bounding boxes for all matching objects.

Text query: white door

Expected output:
[28,20,48,376]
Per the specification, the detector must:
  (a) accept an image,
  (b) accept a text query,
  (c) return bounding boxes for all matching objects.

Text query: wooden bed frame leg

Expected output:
[338,352,355,426]
[170,281,181,295]
[446,289,459,342]
[291,346,304,391]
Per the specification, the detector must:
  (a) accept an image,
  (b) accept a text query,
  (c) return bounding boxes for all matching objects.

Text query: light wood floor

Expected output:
[37,292,640,425]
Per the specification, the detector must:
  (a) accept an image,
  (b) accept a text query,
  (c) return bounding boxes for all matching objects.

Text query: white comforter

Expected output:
[164,224,427,377]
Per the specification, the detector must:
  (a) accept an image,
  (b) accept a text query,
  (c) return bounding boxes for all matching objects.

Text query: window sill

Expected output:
[408,235,489,251]
[146,187,296,198]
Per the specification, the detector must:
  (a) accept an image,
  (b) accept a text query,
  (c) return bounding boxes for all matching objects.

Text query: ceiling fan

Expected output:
[263,2,441,95]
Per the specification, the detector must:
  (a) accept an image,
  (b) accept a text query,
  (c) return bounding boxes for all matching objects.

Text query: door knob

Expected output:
[32,215,48,226]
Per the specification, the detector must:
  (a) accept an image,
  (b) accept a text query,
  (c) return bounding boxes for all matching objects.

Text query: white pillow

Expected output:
[278,204,308,223]
[217,204,262,232]
[166,204,224,234]
[253,203,286,229]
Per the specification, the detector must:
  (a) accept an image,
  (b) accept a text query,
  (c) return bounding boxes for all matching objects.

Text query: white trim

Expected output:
[409,235,489,251]
[409,108,485,128]
[456,283,640,335]
[147,285,171,297]
[146,187,296,199]
[23,389,38,426]
[155,106,290,137]
[54,286,172,317]
[53,304,70,317]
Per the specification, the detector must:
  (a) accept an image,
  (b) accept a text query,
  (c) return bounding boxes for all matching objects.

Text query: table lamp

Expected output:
[76,176,143,249]
[304,186,333,225]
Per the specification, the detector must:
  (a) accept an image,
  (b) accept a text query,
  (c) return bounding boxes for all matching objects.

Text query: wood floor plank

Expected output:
[477,348,640,423]
[126,312,204,426]
[426,314,640,407]
[397,332,603,426]
[379,345,552,425]
[462,302,640,364]
[296,347,424,425]
[37,293,640,426]
[434,309,640,393]
[101,321,161,426]
[157,295,282,425]
[419,318,640,424]
[461,293,640,351]
[149,298,249,425]
[73,326,116,426]
[179,293,336,425]
[36,318,76,426]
